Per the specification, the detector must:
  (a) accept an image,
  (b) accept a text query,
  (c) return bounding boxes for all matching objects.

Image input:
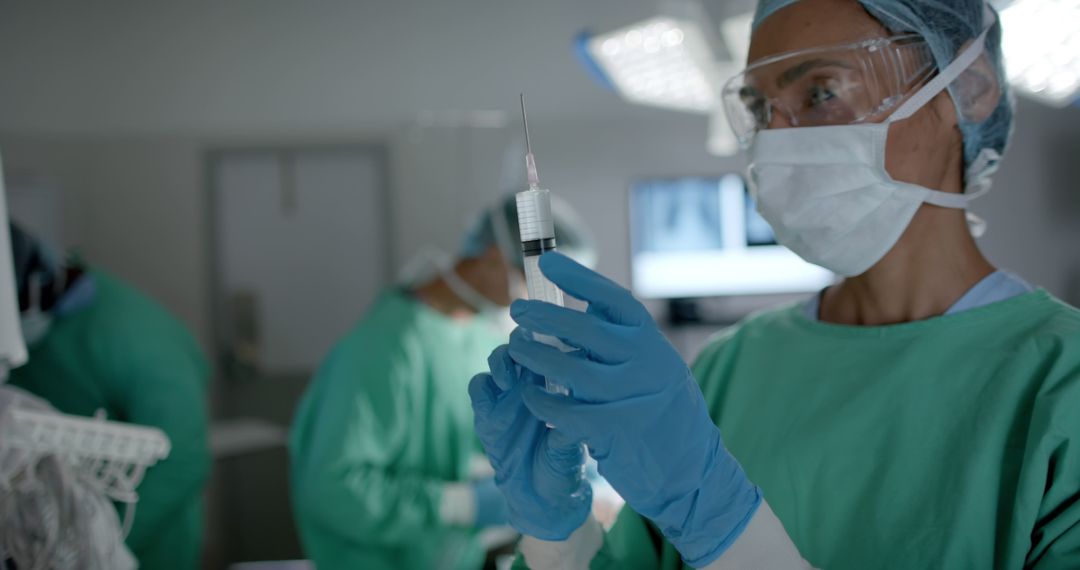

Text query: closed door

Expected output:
[211,146,389,377]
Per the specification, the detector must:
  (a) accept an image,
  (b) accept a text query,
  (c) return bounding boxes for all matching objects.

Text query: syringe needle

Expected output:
[521,93,534,156]
[520,93,540,189]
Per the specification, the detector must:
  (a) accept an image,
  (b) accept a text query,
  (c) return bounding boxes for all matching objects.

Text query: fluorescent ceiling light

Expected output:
[1000,0,1080,106]
[576,5,752,155]
[584,16,720,113]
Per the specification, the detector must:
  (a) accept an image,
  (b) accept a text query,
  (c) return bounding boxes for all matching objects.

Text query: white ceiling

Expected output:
[0,0,755,137]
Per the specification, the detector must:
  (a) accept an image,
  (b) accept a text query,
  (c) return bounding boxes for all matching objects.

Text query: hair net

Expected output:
[751,0,1015,184]
[460,193,597,270]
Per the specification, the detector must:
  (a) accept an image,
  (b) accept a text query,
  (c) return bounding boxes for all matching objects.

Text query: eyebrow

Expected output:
[776,58,856,88]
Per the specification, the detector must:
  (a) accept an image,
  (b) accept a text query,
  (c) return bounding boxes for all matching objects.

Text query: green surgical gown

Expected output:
[588,290,1080,569]
[7,270,210,570]
[289,289,504,570]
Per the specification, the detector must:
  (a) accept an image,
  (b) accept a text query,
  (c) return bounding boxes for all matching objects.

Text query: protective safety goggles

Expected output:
[722,34,937,147]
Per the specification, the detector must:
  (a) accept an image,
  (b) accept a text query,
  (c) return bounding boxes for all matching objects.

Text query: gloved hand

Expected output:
[471,477,510,528]
[468,344,592,540]
[509,252,762,567]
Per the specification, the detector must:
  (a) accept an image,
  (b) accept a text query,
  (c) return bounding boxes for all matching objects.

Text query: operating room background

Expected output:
[0,1,1078,567]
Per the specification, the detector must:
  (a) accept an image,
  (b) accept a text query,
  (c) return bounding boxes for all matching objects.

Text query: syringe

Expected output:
[515,94,571,397]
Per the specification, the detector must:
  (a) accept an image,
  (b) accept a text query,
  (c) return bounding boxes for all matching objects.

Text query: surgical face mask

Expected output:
[398,247,513,332]
[440,261,521,335]
[747,13,994,277]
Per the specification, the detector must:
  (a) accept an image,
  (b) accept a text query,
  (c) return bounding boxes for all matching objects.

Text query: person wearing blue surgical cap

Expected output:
[6,223,210,570]
[289,194,594,570]
[468,0,1080,569]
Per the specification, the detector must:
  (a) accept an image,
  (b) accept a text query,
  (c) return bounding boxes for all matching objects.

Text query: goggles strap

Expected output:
[889,3,995,123]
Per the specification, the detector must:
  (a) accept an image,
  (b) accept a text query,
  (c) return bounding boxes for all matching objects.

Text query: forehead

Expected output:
[748,0,891,64]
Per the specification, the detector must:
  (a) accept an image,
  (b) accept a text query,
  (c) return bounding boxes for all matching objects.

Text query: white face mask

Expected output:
[747,15,995,278]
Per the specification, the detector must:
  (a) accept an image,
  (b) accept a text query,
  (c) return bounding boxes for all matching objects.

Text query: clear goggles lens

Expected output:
[722,34,936,147]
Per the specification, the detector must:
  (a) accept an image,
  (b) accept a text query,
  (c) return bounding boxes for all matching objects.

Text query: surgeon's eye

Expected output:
[806,84,837,108]
[792,76,857,126]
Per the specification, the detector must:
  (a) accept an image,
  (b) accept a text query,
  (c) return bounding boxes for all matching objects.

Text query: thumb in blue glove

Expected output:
[468,343,592,540]
[509,252,761,567]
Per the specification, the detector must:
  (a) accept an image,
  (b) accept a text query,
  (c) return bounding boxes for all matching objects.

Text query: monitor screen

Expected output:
[630,174,834,298]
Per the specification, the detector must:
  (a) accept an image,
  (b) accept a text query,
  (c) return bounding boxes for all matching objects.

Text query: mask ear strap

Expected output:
[889,3,995,123]
[440,256,499,313]
[921,183,990,209]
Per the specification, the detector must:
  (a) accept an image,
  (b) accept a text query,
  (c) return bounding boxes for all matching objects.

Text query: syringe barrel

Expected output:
[516,189,556,242]
[517,188,563,307]
[515,188,571,397]
[522,249,563,308]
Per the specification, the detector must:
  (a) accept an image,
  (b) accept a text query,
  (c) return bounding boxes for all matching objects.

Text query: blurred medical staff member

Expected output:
[471,0,1080,568]
[6,224,210,570]
[288,194,595,570]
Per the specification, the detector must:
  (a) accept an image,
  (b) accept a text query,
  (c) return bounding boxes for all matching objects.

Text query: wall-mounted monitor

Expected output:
[630,174,834,299]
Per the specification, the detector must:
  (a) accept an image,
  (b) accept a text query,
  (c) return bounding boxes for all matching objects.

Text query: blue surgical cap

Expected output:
[752,0,1015,180]
[460,193,597,270]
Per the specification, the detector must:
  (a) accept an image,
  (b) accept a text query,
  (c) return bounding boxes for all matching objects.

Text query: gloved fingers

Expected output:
[468,373,500,419]
[520,383,586,433]
[471,370,538,447]
[537,252,650,326]
[508,329,612,402]
[487,344,524,392]
[541,433,587,478]
[545,424,585,455]
[509,302,632,363]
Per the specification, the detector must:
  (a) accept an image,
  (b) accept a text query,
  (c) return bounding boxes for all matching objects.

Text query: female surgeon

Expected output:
[468,0,1080,568]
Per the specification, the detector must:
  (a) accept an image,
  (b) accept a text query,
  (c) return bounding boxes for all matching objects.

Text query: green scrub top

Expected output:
[589,290,1080,569]
[289,289,504,570]
[7,270,210,570]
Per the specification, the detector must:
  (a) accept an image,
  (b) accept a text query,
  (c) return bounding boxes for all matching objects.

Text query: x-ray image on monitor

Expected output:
[630,174,834,298]
[634,178,724,253]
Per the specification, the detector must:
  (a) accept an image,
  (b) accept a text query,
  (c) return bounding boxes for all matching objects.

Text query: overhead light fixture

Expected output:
[579,15,721,113]
[1000,0,1080,106]
[575,3,755,155]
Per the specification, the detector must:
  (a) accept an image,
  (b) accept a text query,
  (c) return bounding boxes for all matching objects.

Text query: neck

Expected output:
[820,206,995,325]
[412,262,479,320]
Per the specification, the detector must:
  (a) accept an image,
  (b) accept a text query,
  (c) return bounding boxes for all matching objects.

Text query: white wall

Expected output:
[389,125,514,269]
[977,99,1080,302]
[0,0,680,136]
[0,137,210,347]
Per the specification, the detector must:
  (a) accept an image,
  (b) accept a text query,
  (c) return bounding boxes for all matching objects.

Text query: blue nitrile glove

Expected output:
[472,477,511,528]
[468,344,593,540]
[509,252,762,567]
